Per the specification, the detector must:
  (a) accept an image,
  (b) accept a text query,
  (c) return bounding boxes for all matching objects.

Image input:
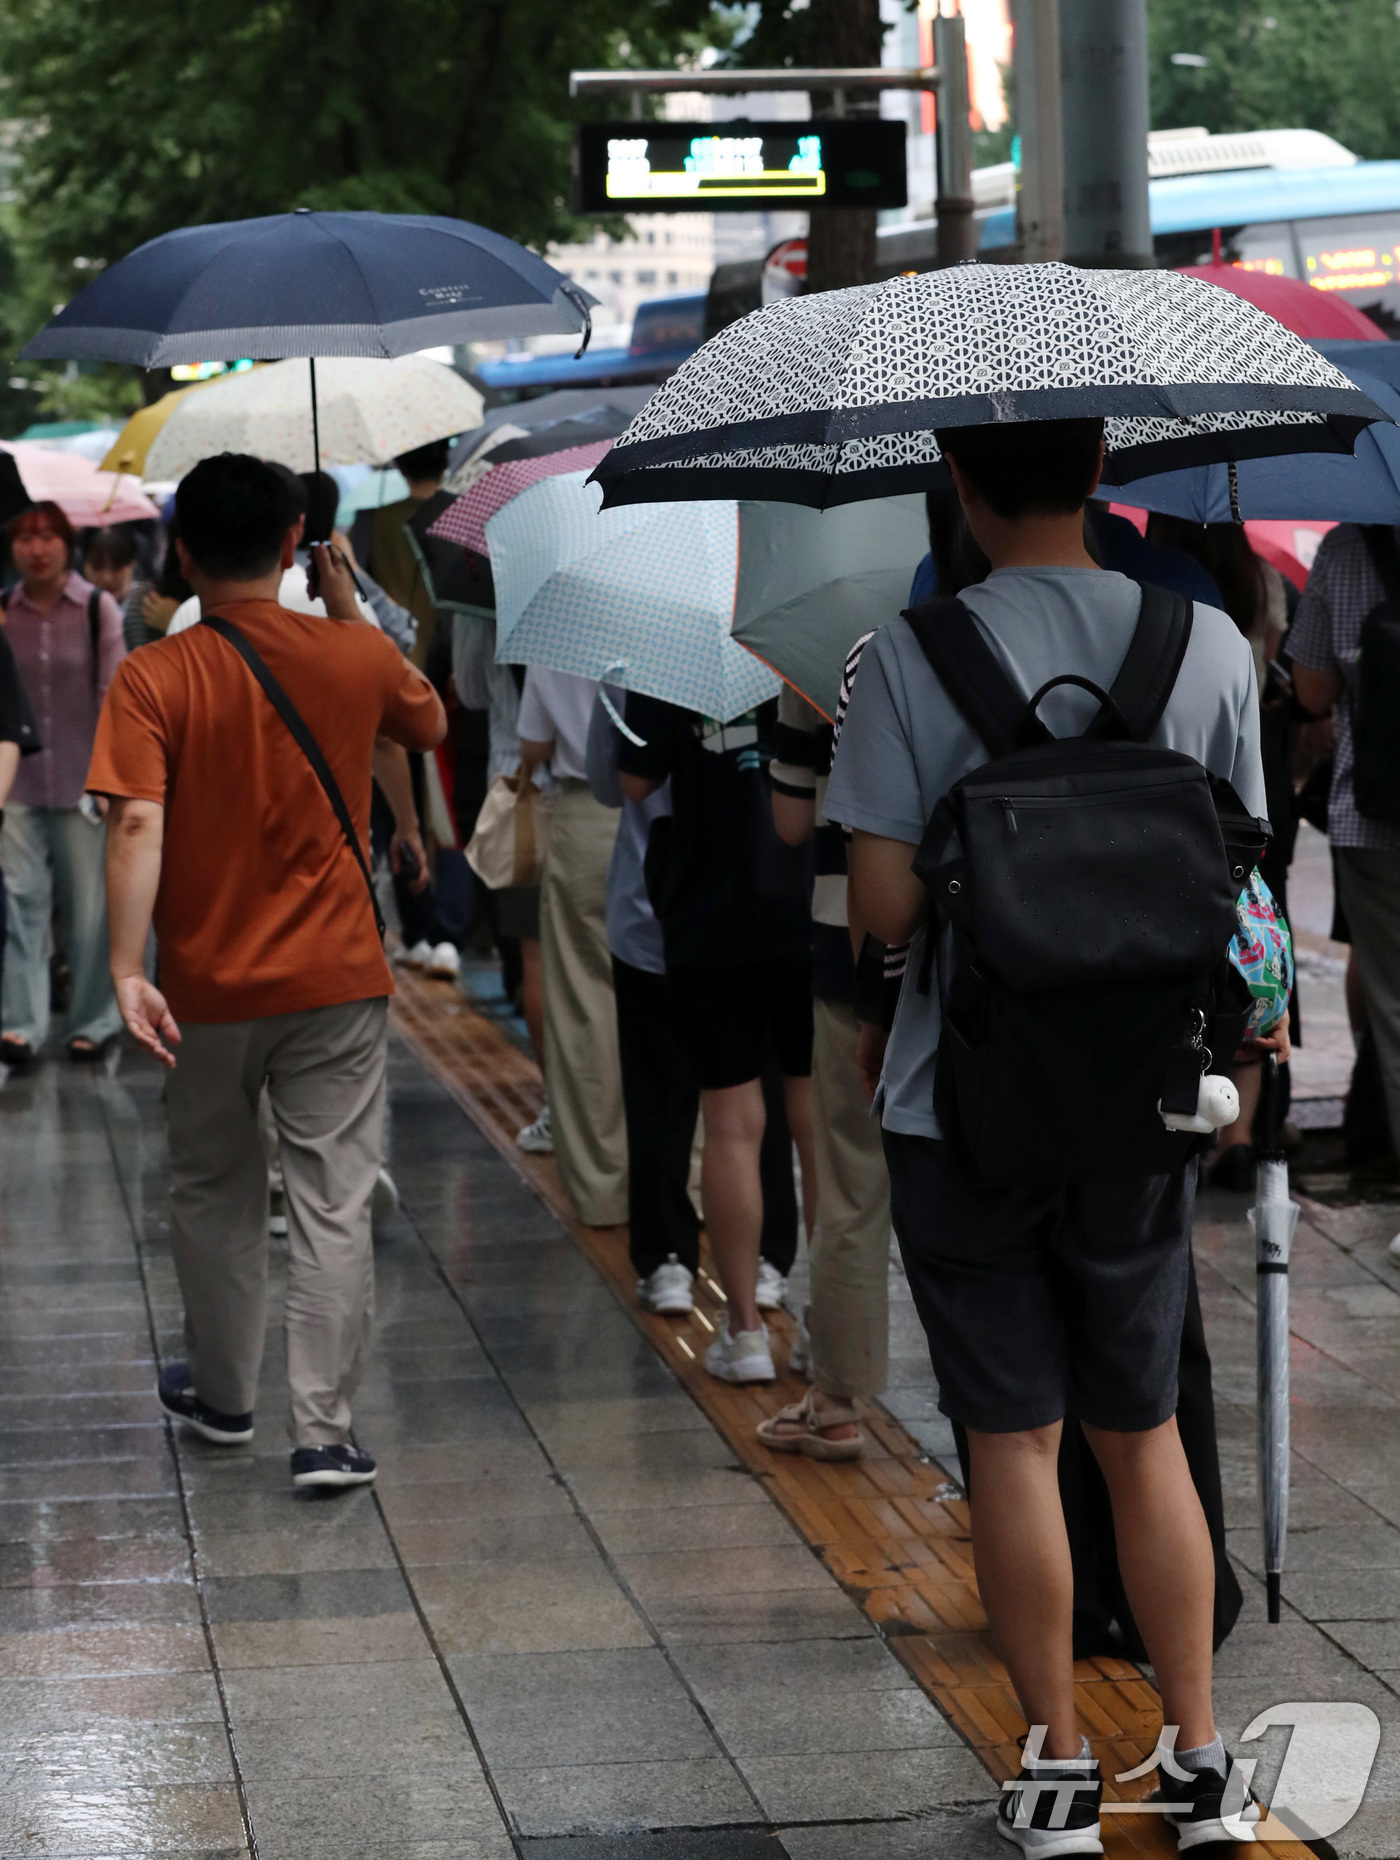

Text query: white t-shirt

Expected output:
[167,564,378,635]
[516,666,599,782]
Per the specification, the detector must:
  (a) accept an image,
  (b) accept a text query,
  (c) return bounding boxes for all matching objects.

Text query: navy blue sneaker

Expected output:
[291,1443,377,1489]
[157,1363,254,1445]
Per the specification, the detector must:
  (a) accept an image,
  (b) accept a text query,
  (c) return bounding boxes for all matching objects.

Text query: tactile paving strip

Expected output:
[391,968,1298,1857]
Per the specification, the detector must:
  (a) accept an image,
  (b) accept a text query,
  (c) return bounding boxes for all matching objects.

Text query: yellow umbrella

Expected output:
[100,379,216,476]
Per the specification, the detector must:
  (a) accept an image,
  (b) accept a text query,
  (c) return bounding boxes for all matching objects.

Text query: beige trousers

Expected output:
[166,998,387,1447]
[540,782,627,1226]
[809,998,891,1400]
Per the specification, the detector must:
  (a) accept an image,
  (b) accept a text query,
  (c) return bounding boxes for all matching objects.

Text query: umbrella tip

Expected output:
[1266,1572,1282,1624]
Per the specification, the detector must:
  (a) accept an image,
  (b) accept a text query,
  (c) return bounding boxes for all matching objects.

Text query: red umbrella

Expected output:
[1177,263,1385,343]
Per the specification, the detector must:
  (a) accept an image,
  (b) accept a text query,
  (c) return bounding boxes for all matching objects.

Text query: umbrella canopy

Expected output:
[450,386,658,474]
[591,262,1382,511]
[0,444,159,525]
[20,210,596,367]
[1124,367,1400,524]
[1178,263,1386,343]
[100,381,216,476]
[486,473,779,723]
[728,497,928,721]
[428,436,617,557]
[143,354,483,479]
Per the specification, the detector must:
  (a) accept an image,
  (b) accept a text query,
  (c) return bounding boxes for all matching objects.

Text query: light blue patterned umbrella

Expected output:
[486,472,780,722]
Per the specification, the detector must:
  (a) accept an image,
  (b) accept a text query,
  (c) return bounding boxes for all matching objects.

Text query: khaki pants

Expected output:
[540,782,627,1225]
[809,998,891,1400]
[166,998,387,1447]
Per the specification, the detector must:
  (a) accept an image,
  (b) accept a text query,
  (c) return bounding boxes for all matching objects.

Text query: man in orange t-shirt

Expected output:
[88,454,445,1491]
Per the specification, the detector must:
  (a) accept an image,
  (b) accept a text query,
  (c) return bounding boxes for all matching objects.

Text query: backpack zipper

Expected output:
[996,797,1018,835]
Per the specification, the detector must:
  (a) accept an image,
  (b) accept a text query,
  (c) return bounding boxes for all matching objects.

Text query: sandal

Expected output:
[756,1389,864,1462]
[67,1038,108,1063]
[0,1036,33,1066]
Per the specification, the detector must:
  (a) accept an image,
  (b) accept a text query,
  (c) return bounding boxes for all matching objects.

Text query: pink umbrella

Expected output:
[0,442,160,526]
[426,440,613,556]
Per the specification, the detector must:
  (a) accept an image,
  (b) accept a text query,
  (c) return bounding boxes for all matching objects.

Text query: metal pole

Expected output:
[1059,0,1152,268]
[1013,0,1065,262]
[933,14,976,266]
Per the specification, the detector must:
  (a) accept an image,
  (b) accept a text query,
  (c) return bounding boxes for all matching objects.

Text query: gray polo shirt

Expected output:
[824,566,1267,1139]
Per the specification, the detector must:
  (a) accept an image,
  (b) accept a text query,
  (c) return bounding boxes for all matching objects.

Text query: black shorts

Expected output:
[667,957,813,1092]
[883,1131,1195,1435]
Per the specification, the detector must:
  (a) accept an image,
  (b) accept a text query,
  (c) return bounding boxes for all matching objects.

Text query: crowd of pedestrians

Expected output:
[0,394,1392,1853]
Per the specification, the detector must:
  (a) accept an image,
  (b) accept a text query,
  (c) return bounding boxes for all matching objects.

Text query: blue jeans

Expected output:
[1,802,122,1051]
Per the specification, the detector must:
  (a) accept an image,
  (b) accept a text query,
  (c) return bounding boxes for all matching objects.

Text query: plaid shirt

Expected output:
[5,573,125,810]
[1290,523,1400,852]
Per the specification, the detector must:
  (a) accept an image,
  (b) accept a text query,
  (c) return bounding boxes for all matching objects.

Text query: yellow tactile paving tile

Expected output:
[391,969,1295,1858]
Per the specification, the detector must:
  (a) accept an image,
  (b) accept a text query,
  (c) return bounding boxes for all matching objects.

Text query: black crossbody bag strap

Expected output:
[1097,582,1193,742]
[201,615,386,940]
[88,590,101,700]
[901,597,1050,756]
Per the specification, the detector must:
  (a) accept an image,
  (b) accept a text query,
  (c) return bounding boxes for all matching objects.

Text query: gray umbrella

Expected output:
[730,497,927,721]
[591,261,1384,510]
[1249,1056,1299,1624]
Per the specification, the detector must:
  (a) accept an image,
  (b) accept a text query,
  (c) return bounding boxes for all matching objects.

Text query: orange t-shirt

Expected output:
[87,601,443,1024]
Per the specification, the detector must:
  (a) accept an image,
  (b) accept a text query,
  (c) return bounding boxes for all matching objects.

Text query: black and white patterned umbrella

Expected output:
[591,262,1385,510]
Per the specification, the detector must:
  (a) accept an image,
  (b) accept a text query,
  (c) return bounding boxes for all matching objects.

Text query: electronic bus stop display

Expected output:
[575,121,907,213]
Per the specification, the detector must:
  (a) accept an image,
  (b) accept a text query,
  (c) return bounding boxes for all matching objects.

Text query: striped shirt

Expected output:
[6,573,125,810]
[1290,524,1400,852]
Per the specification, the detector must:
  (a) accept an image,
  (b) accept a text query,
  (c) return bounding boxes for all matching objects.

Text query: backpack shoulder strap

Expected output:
[200,614,386,941]
[1097,581,1193,742]
[901,597,1049,758]
[1362,525,1400,611]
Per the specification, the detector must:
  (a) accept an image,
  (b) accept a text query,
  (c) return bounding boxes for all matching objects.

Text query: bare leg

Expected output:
[783,1073,818,1242]
[701,1079,766,1335]
[967,1423,1081,1760]
[1083,1417,1217,1751]
[520,937,545,1075]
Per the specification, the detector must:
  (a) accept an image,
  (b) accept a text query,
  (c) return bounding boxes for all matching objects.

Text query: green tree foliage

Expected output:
[0,0,728,412]
[1150,0,1400,159]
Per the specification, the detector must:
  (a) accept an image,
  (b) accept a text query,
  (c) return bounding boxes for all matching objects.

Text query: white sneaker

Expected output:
[268,1192,288,1239]
[516,1103,554,1154]
[427,941,461,979]
[637,1255,694,1315]
[396,939,434,968]
[705,1320,776,1384]
[1388,1233,1400,1261]
[755,1260,788,1311]
[372,1168,400,1223]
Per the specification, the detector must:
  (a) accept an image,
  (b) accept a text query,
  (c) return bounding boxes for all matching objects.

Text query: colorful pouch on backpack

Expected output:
[1229,870,1293,1037]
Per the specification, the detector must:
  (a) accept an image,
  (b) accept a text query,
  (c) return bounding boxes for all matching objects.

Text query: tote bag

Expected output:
[465,773,553,890]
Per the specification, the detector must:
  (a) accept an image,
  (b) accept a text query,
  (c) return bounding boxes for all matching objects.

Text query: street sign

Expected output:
[575,120,907,213]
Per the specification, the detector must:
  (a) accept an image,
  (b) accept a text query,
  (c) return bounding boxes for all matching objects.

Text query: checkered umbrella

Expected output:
[591,262,1385,511]
[426,437,616,556]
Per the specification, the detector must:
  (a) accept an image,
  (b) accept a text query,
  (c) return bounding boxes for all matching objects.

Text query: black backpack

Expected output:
[905,584,1265,1188]
[1352,527,1400,822]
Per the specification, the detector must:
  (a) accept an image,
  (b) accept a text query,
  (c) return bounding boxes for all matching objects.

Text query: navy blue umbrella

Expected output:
[1124,367,1400,524]
[20,208,596,533]
[21,210,595,367]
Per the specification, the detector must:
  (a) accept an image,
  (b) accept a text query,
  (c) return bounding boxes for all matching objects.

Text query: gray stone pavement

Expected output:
[2,1031,1399,1855]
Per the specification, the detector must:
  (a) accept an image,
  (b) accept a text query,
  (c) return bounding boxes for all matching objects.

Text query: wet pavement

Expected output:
[0,1019,1398,1856]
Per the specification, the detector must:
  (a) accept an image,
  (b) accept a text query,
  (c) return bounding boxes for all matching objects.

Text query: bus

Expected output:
[876,128,1400,335]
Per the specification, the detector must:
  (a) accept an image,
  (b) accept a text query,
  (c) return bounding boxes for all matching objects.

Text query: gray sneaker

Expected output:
[516,1103,554,1154]
[705,1321,776,1385]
